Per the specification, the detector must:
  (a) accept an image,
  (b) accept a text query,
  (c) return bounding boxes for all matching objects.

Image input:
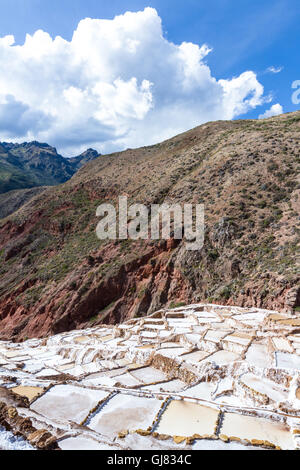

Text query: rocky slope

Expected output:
[0,112,299,340]
[0,187,47,220]
[0,142,99,194]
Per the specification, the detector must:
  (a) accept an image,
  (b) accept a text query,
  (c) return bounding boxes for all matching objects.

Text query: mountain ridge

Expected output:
[0,111,299,341]
[0,141,100,194]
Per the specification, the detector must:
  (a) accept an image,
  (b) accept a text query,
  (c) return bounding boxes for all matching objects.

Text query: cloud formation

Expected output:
[266,66,283,74]
[0,7,267,154]
[258,103,283,119]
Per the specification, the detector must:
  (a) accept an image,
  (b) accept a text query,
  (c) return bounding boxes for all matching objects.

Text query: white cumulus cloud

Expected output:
[258,103,283,119]
[0,7,266,155]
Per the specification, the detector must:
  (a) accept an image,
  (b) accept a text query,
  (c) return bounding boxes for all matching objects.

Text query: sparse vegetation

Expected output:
[0,111,299,340]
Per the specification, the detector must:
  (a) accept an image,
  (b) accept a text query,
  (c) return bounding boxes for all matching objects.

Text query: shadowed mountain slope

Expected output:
[0,142,99,194]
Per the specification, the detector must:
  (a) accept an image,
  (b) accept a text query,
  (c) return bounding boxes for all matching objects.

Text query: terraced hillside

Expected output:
[0,112,299,340]
[0,303,300,450]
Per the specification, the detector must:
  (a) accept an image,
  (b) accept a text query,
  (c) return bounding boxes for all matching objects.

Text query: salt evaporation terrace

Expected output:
[1,303,300,450]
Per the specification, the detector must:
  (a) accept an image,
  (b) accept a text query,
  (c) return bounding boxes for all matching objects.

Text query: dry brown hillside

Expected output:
[0,111,299,340]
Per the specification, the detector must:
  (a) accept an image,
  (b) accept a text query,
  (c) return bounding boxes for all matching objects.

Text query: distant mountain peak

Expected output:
[0,140,99,194]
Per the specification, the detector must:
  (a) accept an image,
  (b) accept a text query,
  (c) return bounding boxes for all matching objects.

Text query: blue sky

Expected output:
[0,0,299,153]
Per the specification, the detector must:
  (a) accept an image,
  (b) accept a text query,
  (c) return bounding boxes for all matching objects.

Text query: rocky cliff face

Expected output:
[0,141,99,194]
[0,112,299,340]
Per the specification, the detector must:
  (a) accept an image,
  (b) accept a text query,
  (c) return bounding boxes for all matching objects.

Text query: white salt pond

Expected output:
[140,379,186,393]
[155,400,219,437]
[202,350,240,366]
[220,412,294,450]
[89,394,163,436]
[31,384,110,424]
[271,337,294,353]
[181,350,210,363]
[193,439,265,450]
[240,373,288,402]
[275,352,300,370]
[184,382,216,400]
[156,347,188,358]
[245,343,274,368]
[112,372,142,387]
[129,366,167,383]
